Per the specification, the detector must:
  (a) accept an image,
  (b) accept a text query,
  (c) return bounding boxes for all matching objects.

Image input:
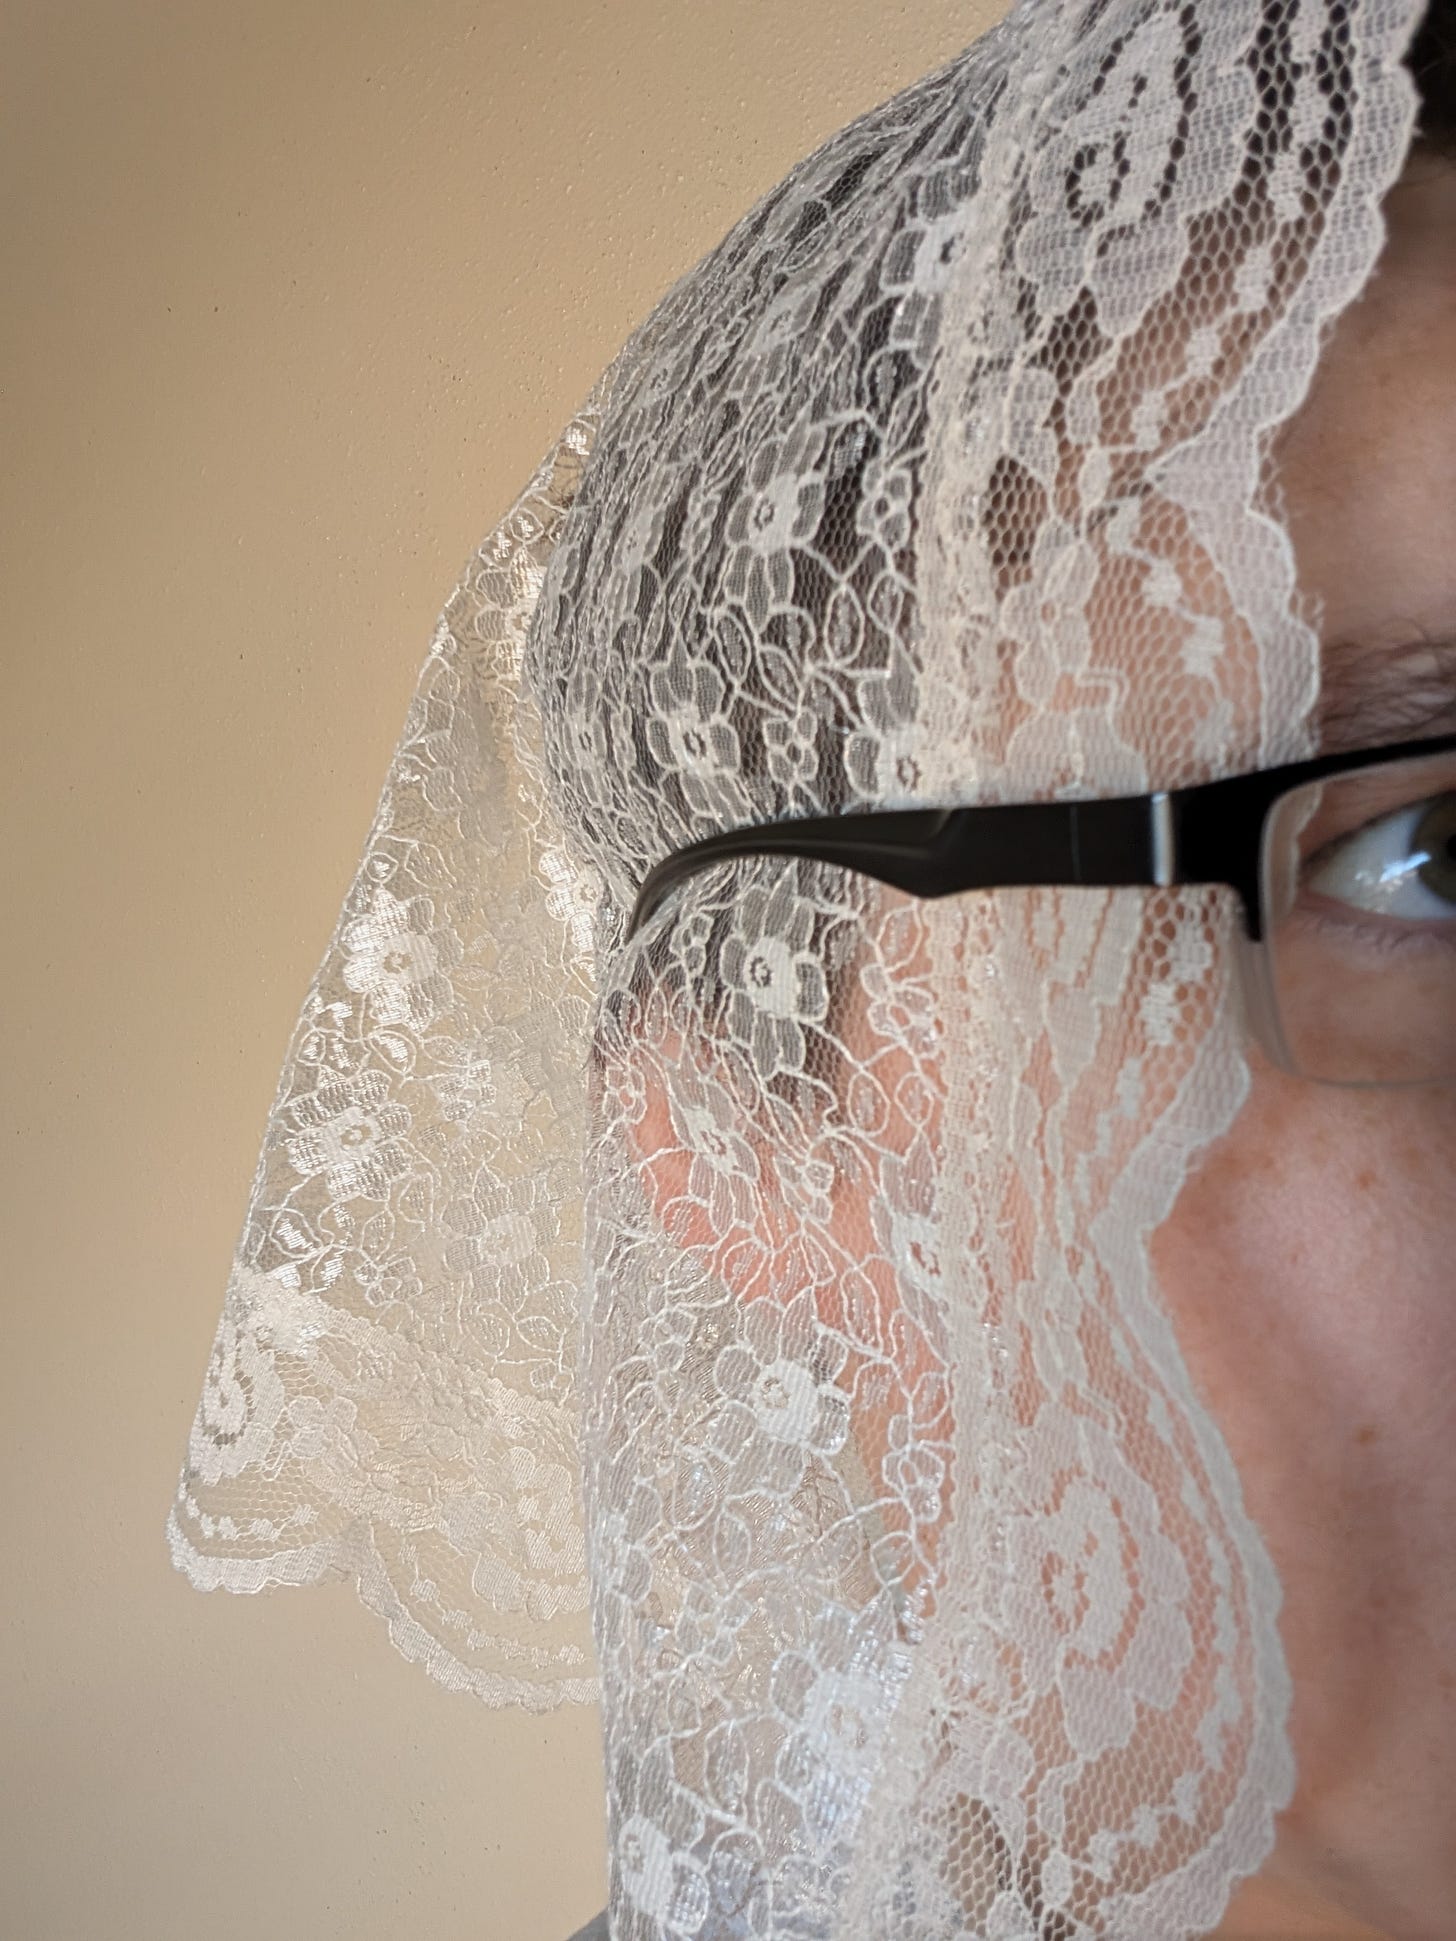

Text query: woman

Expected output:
[171,1,1455,1934]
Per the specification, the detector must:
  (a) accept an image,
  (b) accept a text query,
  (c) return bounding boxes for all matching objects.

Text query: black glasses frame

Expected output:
[625,731,1456,944]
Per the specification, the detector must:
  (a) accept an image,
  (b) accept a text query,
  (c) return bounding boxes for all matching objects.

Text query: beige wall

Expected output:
[0,6,994,1938]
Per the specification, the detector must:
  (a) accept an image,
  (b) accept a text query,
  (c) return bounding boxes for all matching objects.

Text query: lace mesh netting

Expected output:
[170,1,1422,1932]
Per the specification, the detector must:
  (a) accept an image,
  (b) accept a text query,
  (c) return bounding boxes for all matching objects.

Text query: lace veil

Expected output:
[169,2,1423,1932]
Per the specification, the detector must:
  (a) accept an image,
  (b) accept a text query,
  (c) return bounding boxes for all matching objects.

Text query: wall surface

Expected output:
[0,5,993,1939]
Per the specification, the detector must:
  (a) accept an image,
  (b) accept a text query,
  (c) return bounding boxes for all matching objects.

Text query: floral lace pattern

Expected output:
[168,401,609,1704]
[171,0,1422,1931]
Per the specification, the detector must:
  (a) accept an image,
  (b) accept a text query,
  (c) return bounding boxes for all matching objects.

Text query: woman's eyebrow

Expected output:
[1317,630,1456,753]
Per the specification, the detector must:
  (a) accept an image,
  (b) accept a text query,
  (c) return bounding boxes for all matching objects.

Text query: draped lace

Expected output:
[172,0,1421,1930]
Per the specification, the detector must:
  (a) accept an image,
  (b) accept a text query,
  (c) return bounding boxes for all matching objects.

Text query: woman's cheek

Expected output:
[1153,1061,1456,1903]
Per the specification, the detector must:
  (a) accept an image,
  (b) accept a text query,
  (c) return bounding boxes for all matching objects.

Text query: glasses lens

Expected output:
[1262,749,1456,1084]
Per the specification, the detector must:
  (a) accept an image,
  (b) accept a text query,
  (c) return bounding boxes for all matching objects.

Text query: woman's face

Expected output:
[1155,154,1456,1940]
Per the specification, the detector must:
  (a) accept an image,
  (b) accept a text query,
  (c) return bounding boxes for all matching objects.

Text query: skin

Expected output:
[1166,153,1456,1941]
[619,153,1456,1941]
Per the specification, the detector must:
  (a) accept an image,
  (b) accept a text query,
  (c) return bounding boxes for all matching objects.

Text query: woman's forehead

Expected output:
[1278,159,1456,707]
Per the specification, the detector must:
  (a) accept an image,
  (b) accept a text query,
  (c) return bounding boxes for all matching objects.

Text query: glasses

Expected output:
[626,732,1456,1087]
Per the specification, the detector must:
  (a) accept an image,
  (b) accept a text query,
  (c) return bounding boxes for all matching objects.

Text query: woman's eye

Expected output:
[1304,792,1456,921]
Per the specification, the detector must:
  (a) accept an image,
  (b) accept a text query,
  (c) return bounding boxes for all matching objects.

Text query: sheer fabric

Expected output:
[170,2,1423,1932]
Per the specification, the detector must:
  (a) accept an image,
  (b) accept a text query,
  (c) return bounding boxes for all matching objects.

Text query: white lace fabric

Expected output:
[170,2,1423,1932]
[167,408,606,1705]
